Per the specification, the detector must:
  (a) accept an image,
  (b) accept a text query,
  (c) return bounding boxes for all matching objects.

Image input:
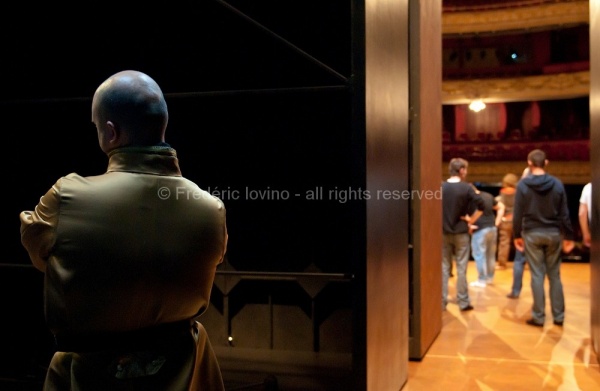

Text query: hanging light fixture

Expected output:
[469,99,486,112]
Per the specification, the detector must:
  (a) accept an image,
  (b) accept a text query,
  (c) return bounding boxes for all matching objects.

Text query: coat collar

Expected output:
[106,146,182,176]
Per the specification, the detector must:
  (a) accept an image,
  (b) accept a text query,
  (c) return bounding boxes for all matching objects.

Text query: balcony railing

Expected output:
[443,138,589,161]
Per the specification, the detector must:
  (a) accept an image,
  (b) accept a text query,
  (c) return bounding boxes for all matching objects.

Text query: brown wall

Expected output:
[589,0,600,362]
[365,0,410,389]
[409,0,444,359]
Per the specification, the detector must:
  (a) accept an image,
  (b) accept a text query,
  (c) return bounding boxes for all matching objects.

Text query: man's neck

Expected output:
[530,167,545,175]
[447,175,462,183]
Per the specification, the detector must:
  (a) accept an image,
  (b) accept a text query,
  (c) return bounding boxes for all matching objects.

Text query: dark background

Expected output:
[2,1,357,387]
[3,0,355,269]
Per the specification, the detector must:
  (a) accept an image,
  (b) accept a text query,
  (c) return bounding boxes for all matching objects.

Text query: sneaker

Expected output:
[526,319,544,327]
[460,305,474,312]
[486,279,494,286]
[506,293,519,299]
[469,281,486,288]
[553,320,564,326]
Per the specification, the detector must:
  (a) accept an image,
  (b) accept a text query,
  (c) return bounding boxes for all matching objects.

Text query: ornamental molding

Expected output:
[442,70,590,104]
[442,1,589,35]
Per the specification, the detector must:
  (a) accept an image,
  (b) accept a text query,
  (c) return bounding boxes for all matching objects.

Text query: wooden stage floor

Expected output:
[405,260,600,390]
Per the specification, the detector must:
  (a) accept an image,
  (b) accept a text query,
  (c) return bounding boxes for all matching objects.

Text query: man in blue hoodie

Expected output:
[513,149,575,327]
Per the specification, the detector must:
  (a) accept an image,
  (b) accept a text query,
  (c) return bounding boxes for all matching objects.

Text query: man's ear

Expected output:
[544,159,549,167]
[106,121,119,143]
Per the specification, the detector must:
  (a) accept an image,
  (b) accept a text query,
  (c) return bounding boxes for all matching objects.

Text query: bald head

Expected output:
[92,70,168,153]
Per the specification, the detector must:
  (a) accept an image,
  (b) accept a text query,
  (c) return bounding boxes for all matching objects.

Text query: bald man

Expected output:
[20,70,227,390]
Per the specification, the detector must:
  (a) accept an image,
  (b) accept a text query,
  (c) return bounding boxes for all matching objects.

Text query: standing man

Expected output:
[468,185,505,288]
[20,70,228,390]
[442,158,485,312]
[506,167,531,299]
[579,182,592,248]
[513,149,574,327]
[495,173,519,270]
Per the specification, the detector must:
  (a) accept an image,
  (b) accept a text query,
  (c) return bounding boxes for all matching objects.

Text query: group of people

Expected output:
[442,149,586,328]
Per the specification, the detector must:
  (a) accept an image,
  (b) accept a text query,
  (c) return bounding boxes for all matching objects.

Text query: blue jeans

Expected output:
[471,226,497,282]
[509,249,526,296]
[442,232,471,310]
[523,230,565,324]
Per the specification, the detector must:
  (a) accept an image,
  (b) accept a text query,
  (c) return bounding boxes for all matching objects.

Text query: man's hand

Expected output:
[562,240,575,254]
[514,238,525,252]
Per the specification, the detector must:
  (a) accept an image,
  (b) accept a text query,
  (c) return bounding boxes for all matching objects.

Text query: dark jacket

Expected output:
[442,181,484,234]
[20,146,228,390]
[469,191,497,230]
[512,173,574,240]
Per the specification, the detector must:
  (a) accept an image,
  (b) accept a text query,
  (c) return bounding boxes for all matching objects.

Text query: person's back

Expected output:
[515,174,570,234]
[442,181,477,234]
[495,173,518,270]
[497,189,515,215]
[471,191,497,230]
[47,164,226,334]
[20,70,227,390]
[513,149,573,328]
[469,190,502,287]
